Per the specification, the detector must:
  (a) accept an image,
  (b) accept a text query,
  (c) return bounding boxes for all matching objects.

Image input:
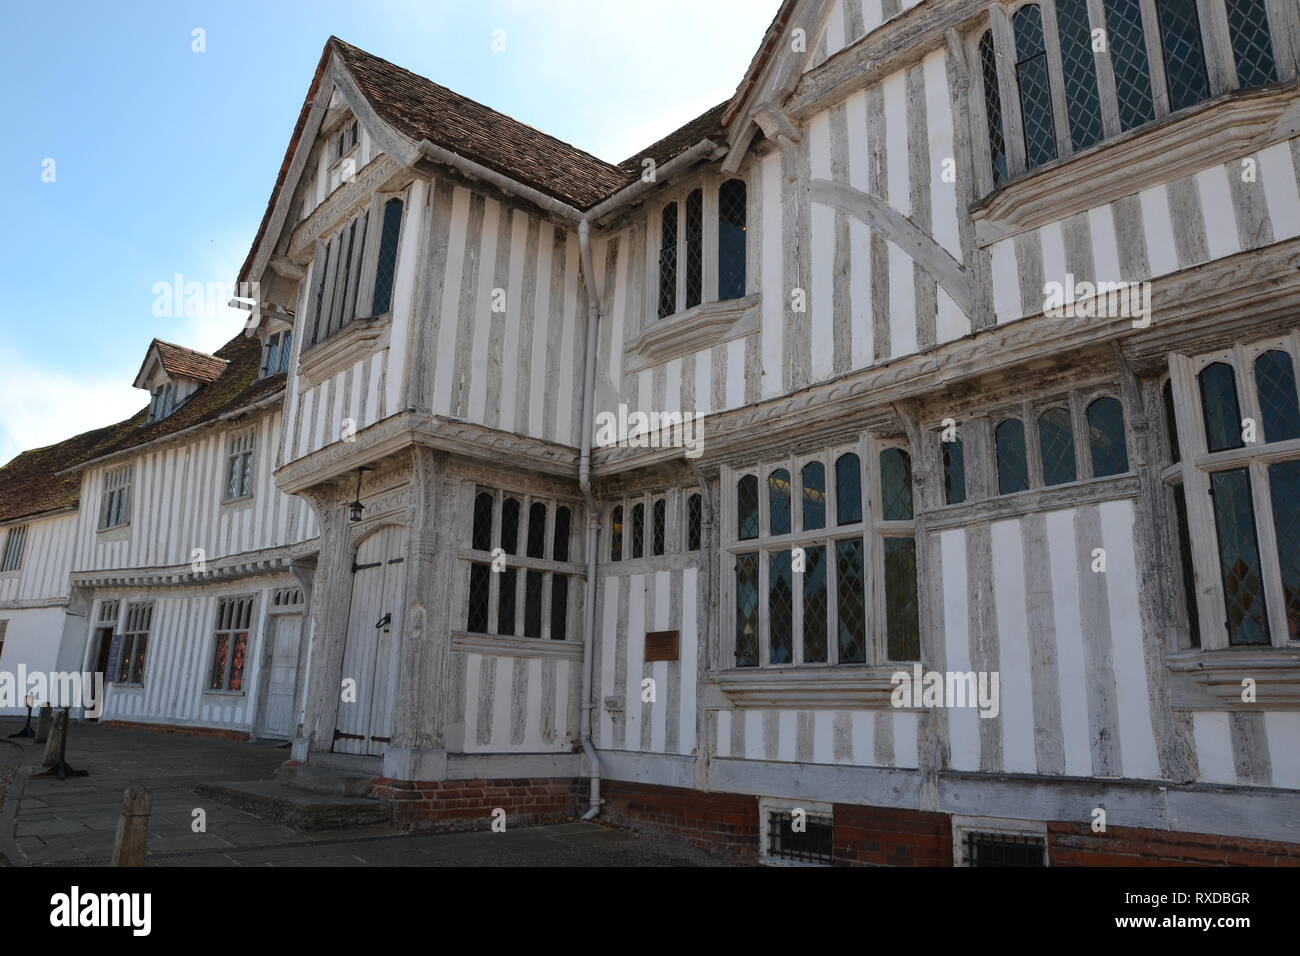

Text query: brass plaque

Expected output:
[644,629,680,662]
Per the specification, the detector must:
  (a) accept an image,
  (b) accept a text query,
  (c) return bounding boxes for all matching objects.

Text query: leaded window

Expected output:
[0,525,27,573]
[728,442,918,668]
[652,498,666,555]
[1226,0,1277,87]
[224,429,256,501]
[687,493,702,551]
[996,419,1030,495]
[1105,0,1157,129]
[1199,362,1244,452]
[371,198,403,316]
[464,487,580,641]
[658,201,679,319]
[259,330,293,377]
[1253,349,1300,443]
[1157,0,1210,111]
[1038,407,1077,486]
[943,437,967,505]
[1087,397,1130,477]
[684,188,703,310]
[718,178,747,300]
[631,502,645,559]
[210,595,254,692]
[1056,0,1104,150]
[1210,468,1268,645]
[610,506,624,561]
[118,602,152,685]
[1014,5,1058,170]
[979,30,1009,185]
[99,465,132,530]
[1268,460,1300,640]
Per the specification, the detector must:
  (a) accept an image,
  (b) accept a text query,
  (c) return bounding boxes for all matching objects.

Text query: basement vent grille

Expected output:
[962,831,1047,867]
[765,809,833,865]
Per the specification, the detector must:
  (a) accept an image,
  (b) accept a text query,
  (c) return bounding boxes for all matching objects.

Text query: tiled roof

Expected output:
[150,339,228,383]
[0,333,283,525]
[331,38,633,210]
[617,101,729,178]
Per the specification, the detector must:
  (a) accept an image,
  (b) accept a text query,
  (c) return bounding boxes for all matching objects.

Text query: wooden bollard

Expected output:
[41,709,67,768]
[34,705,53,743]
[111,786,153,867]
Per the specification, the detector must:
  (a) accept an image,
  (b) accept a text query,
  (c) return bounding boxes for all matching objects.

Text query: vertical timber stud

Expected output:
[297,483,353,761]
[385,446,451,781]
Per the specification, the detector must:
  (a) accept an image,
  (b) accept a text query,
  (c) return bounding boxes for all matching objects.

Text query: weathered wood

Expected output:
[110,786,153,868]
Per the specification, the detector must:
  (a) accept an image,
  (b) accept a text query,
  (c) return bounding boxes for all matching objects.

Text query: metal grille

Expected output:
[836,540,867,664]
[687,493,702,551]
[652,498,666,556]
[371,198,404,316]
[1199,362,1244,452]
[1157,0,1210,111]
[769,550,794,664]
[472,491,494,551]
[884,537,920,661]
[631,503,645,559]
[684,189,703,310]
[1226,0,1277,88]
[1105,0,1157,129]
[964,831,1046,867]
[1056,0,1104,150]
[979,31,1008,184]
[735,553,760,667]
[657,202,678,318]
[718,178,747,300]
[835,452,862,525]
[943,438,967,505]
[768,468,792,536]
[527,502,548,559]
[996,419,1030,494]
[1014,5,1059,169]
[801,461,826,531]
[1087,397,1130,477]
[1268,460,1300,641]
[879,448,914,520]
[467,563,491,633]
[1211,469,1269,646]
[803,545,829,664]
[1254,350,1300,443]
[737,475,759,540]
[1038,407,1078,486]
[767,810,833,864]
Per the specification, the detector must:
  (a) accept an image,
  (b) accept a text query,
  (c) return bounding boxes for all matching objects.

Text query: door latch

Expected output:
[375,612,392,629]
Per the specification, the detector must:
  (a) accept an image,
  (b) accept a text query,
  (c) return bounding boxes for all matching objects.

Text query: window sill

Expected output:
[972,82,1299,245]
[203,689,247,698]
[298,317,390,387]
[1167,646,1300,710]
[625,294,760,373]
[712,665,921,710]
[221,495,255,511]
[450,631,583,660]
[96,524,130,540]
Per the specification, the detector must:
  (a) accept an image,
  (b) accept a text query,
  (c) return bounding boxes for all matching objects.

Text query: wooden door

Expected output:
[334,526,407,756]
[263,615,301,739]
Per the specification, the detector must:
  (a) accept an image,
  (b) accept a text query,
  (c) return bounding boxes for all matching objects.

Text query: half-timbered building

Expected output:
[3,0,1300,865]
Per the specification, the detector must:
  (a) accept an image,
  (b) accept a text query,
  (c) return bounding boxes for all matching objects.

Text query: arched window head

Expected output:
[943,437,966,505]
[996,419,1030,495]
[553,507,572,562]
[768,468,791,536]
[631,502,645,559]
[1198,362,1244,452]
[801,461,826,530]
[500,497,521,555]
[879,448,913,520]
[652,498,666,555]
[610,506,624,561]
[686,494,702,551]
[1038,407,1077,486]
[1087,397,1129,477]
[737,474,759,541]
[835,453,862,525]
[526,502,548,559]
[472,492,493,551]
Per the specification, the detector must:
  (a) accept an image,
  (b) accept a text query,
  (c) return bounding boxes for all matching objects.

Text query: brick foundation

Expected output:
[600,780,762,863]
[100,719,250,742]
[373,777,582,831]
[1047,823,1300,867]
[833,804,954,866]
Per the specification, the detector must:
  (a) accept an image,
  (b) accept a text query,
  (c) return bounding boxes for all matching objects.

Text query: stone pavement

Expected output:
[0,718,728,867]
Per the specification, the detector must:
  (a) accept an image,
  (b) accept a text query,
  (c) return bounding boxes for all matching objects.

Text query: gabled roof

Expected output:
[0,333,284,525]
[133,338,228,389]
[617,101,730,177]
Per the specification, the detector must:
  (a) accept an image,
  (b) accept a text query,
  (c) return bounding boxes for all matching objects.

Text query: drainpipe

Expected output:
[576,218,604,819]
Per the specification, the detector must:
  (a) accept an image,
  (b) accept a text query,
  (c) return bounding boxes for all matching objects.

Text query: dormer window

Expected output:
[148,383,178,422]
[336,119,359,161]
[656,177,748,320]
[259,330,293,377]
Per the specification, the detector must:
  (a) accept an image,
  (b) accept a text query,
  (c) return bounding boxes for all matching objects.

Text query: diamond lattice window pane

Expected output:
[735,552,760,667]
[1199,362,1244,452]
[769,468,792,536]
[769,550,794,665]
[1254,349,1300,443]
[1226,0,1277,88]
[880,448,914,519]
[1158,0,1210,111]
[1087,397,1130,477]
[1268,460,1300,641]
[687,494,702,551]
[1014,5,1059,169]
[550,575,569,641]
[1038,407,1078,486]
[685,189,703,310]
[996,419,1030,494]
[497,568,518,636]
[658,202,678,318]
[738,475,759,540]
[944,437,967,504]
[467,563,491,633]
[527,502,547,559]
[835,453,862,525]
[524,570,544,638]
[501,497,521,554]
[836,540,867,664]
[553,506,572,562]
[802,461,826,531]
[1056,0,1105,150]
[1163,380,1181,464]
[803,545,828,663]
[652,499,666,556]
[885,537,920,661]
[1105,0,1156,129]
[631,503,645,558]
[718,178,747,300]
[979,31,1009,184]
[1210,469,1269,646]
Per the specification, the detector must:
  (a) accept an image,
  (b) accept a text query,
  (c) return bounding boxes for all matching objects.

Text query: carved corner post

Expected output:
[383,446,451,782]
[294,482,352,764]
[691,463,720,794]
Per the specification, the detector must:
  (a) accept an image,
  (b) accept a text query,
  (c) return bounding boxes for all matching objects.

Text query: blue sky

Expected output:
[0,0,778,466]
